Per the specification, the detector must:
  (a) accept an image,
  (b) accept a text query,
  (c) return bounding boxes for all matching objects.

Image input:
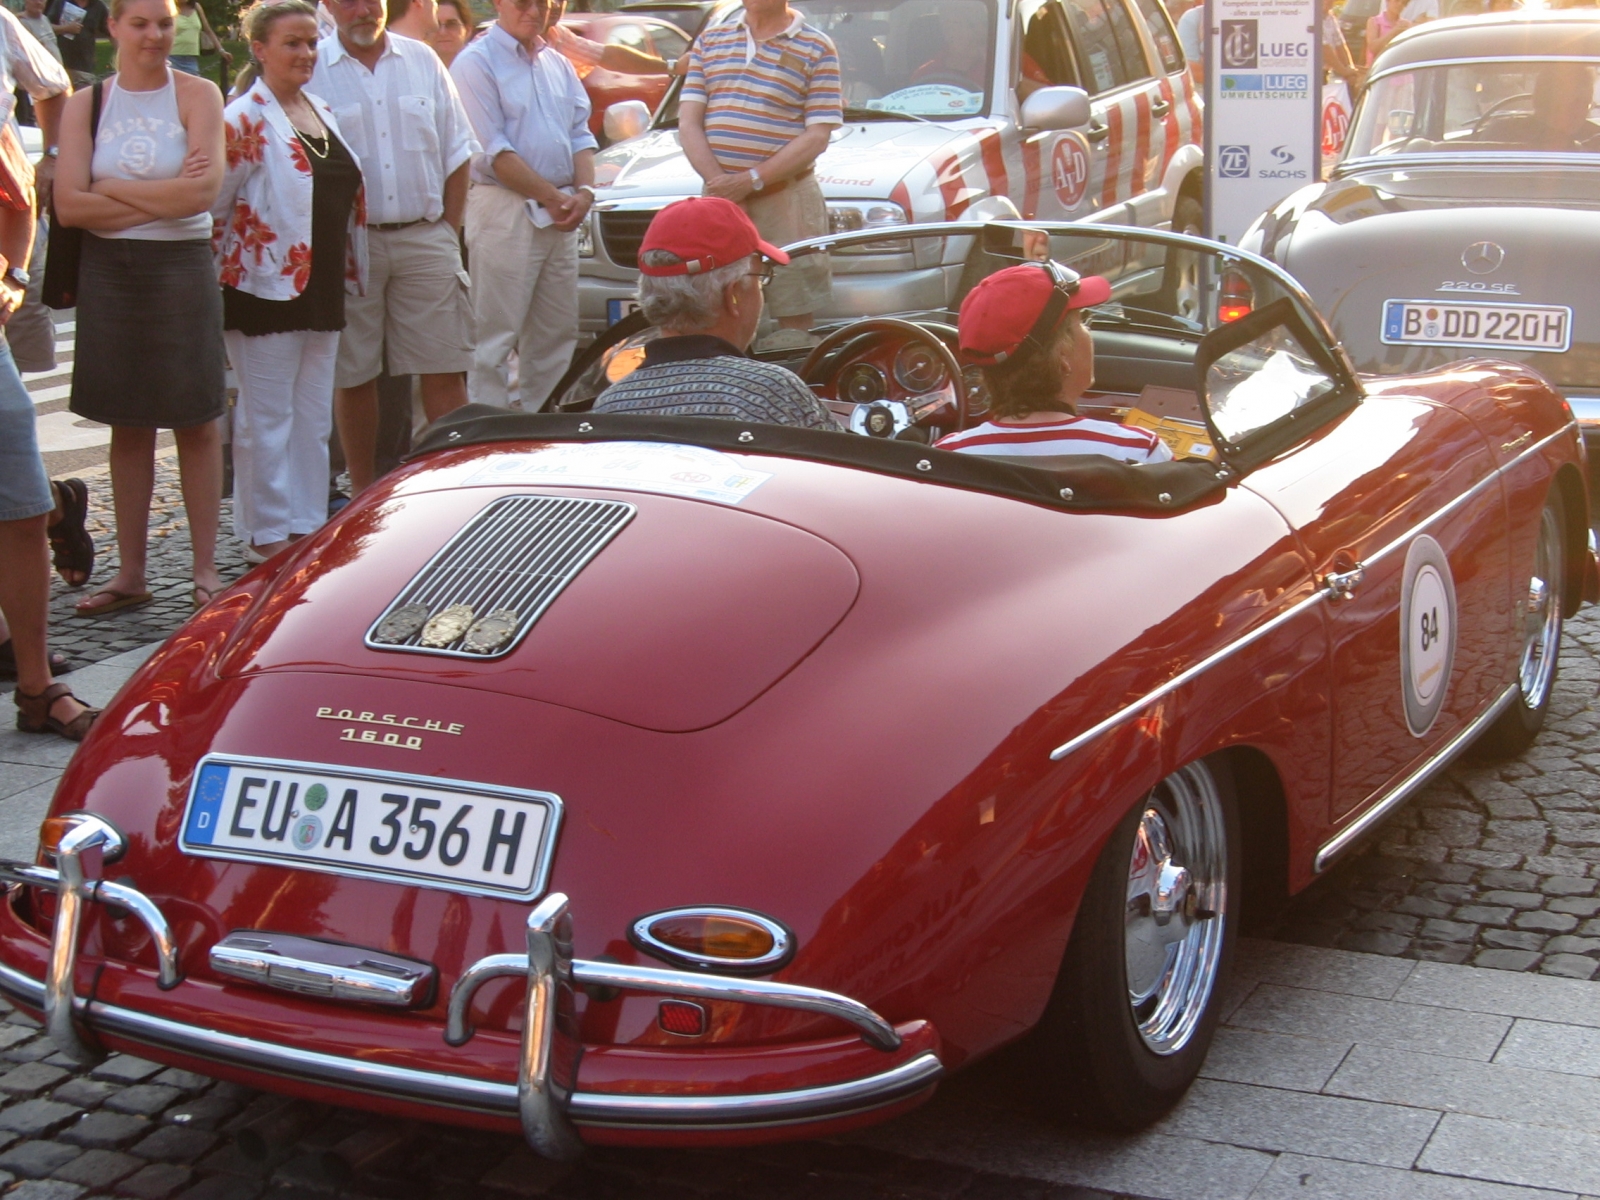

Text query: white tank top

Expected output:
[91,72,212,241]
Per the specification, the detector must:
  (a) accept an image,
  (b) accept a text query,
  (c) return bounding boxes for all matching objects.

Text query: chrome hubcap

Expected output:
[1124,763,1227,1055]
[1518,506,1562,710]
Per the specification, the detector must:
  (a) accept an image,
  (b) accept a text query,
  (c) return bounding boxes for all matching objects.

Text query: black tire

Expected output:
[1476,489,1565,759]
[1154,194,1204,320]
[1032,757,1240,1132]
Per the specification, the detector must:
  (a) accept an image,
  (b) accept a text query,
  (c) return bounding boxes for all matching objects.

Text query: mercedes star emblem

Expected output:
[1462,241,1505,275]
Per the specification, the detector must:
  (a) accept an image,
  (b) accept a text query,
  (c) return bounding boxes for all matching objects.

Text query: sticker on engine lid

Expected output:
[459,442,773,505]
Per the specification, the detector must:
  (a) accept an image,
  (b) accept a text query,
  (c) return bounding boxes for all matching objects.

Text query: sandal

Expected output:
[46,479,94,588]
[0,640,71,680]
[74,587,154,618]
[14,683,99,742]
[193,584,216,610]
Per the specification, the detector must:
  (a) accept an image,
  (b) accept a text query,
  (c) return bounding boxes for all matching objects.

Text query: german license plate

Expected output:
[607,298,640,325]
[180,755,561,900]
[1381,300,1572,354]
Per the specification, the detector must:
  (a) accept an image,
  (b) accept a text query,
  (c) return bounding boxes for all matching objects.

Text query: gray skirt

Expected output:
[69,233,225,429]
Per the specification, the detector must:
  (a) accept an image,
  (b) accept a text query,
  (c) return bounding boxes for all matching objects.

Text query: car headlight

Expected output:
[577,215,594,259]
[826,201,910,253]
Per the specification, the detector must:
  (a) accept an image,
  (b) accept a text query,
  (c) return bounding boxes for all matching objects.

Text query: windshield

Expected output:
[1345,58,1600,160]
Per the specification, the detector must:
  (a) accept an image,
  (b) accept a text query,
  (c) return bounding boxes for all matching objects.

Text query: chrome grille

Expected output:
[598,209,659,270]
[365,495,635,659]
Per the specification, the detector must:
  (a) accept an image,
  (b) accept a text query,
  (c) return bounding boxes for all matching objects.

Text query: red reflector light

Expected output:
[1218,272,1254,323]
[658,1000,707,1036]
[1219,304,1253,323]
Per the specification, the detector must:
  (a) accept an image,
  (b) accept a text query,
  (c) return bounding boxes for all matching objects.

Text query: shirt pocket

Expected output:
[398,94,439,154]
[333,104,368,159]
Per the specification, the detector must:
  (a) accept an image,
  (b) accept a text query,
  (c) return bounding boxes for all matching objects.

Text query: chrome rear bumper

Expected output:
[0,833,940,1156]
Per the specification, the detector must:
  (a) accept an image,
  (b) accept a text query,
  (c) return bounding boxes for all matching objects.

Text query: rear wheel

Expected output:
[1477,491,1565,758]
[1033,757,1240,1131]
[1154,195,1204,320]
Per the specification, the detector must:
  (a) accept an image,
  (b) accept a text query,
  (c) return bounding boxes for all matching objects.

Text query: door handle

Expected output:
[1086,122,1110,143]
[1322,566,1365,602]
[1152,99,1172,117]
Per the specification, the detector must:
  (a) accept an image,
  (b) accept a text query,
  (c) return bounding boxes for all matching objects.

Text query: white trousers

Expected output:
[225,328,340,547]
[466,184,579,410]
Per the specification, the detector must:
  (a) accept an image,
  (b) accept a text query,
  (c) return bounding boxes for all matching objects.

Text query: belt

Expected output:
[752,167,814,199]
[367,218,431,232]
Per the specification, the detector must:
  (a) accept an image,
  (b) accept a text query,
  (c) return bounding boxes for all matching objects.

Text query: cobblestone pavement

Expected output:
[1264,604,1600,980]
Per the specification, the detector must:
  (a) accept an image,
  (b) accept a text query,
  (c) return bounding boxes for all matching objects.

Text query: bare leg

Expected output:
[336,380,379,494]
[0,516,86,724]
[78,425,157,610]
[419,372,468,423]
[174,419,223,598]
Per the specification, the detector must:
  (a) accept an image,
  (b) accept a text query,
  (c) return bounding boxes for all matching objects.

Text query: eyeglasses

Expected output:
[748,262,775,285]
[1040,257,1083,299]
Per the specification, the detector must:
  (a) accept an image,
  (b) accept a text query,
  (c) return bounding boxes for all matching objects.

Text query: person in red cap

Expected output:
[591,197,837,429]
[936,262,1173,464]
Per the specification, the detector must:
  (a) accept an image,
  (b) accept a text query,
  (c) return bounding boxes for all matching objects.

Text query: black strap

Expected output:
[91,77,102,137]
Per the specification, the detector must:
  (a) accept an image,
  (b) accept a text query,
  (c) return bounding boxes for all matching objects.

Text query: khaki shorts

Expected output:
[745,173,832,320]
[335,219,474,388]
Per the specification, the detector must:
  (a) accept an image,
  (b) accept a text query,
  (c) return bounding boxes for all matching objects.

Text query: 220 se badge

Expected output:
[0,222,1588,1161]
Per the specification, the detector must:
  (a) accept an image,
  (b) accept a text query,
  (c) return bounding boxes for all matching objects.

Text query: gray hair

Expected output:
[636,250,753,332]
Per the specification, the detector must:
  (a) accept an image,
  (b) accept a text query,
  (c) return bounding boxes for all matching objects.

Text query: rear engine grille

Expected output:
[365,495,635,659]
[599,209,660,270]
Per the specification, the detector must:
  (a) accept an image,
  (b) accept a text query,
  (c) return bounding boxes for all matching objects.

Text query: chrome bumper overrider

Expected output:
[0,836,939,1158]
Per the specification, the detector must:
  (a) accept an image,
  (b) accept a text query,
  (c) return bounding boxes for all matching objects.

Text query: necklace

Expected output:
[295,126,330,159]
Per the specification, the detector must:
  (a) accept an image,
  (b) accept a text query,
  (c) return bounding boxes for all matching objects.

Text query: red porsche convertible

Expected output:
[0,223,1587,1160]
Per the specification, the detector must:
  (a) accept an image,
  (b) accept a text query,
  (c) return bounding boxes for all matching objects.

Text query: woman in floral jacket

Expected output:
[213,0,367,563]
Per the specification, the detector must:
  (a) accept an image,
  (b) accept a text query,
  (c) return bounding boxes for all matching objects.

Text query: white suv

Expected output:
[578,0,1204,334]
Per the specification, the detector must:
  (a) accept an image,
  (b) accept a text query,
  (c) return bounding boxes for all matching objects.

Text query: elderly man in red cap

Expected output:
[937,262,1173,464]
[592,197,838,429]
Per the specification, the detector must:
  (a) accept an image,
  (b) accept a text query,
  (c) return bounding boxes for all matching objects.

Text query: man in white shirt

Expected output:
[312,0,480,493]
[18,0,62,65]
[451,0,596,410]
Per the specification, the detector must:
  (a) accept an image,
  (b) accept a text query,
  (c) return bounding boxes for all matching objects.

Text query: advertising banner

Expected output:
[1322,78,1353,177]
[1203,0,1323,243]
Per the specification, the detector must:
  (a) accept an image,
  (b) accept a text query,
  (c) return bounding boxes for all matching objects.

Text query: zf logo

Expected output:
[1218,145,1250,178]
[1220,20,1257,68]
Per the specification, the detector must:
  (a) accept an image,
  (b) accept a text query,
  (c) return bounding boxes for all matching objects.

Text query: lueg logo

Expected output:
[1220,19,1257,68]
[1218,145,1251,178]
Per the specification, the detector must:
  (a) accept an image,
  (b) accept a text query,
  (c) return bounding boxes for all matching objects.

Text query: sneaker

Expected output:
[754,328,819,354]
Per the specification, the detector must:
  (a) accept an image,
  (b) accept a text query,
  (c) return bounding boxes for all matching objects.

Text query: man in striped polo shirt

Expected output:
[937,263,1173,465]
[679,0,842,353]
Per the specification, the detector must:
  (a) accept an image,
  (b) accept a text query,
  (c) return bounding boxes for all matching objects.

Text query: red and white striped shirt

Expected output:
[936,416,1173,464]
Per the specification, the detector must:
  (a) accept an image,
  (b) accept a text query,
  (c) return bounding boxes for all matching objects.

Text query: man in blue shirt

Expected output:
[452,0,597,410]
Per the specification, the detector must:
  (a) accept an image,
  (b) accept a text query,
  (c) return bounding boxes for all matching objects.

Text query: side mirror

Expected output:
[1020,86,1091,132]
[604,100,652,144]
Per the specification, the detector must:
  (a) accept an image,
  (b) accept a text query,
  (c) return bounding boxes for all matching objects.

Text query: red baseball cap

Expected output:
[637,196,791,276]
[958,262,1112,365]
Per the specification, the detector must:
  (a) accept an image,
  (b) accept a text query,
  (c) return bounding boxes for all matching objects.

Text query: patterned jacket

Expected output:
[212,77,368,302]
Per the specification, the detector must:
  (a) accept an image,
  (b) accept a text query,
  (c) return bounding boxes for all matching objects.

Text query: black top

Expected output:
[224,127,361,337]
[45,0,106,74]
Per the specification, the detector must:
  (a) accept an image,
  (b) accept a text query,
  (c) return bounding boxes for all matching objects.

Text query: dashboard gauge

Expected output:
[894,343,947,393]
[962,366,989,414]
[840,363,886,405]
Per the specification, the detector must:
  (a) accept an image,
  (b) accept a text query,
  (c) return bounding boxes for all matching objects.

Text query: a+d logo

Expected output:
[1270,145,1295,163]
[1219,145,1251,178]
[1220,20,1257,68]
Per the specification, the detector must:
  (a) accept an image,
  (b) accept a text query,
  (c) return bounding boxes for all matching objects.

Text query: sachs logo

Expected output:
[1052,133,1092,208]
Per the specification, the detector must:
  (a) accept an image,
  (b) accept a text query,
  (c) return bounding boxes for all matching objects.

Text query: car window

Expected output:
[1346,59,1600,158]
[1063,0,1139,93]
[1131,0,1183,75]
[793,0,998,118]
[606,21,650,49]
[1020,0,1085,89]
[647,21,689,59]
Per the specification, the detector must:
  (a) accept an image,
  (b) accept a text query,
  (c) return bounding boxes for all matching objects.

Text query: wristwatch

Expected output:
[5,267,30,289]
[748,168,765,192]
[574,184,596,202]
[40,146,56,158]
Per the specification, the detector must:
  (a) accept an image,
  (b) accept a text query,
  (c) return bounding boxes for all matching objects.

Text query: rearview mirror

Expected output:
[1020,86,1091,131]
[604,100,652,144]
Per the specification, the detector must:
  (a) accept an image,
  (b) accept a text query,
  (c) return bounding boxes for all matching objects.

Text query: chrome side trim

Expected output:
[1315,683,1518,873]
[209,932,435,1008]
[444,952,527,1045]
[0,960,939,1132]
[1049,421,1575,763]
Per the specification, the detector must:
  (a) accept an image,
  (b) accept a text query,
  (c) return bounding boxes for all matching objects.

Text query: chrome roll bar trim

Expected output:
[0,960,940,1133]
[447,950,904,1053]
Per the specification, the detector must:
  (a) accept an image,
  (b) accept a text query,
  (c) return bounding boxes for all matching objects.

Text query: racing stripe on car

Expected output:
[1133,91,1152,196]
[1100,101,1125,209]
[1020,136,1043,220]
[1157,76,1181,174]
[1181,70,1202,142]
[890,178,913,223]
[975,127,1009,199]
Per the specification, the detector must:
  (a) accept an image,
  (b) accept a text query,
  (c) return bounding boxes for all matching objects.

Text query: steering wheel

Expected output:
[800,318,969,435]
[1468,92,1535,137]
